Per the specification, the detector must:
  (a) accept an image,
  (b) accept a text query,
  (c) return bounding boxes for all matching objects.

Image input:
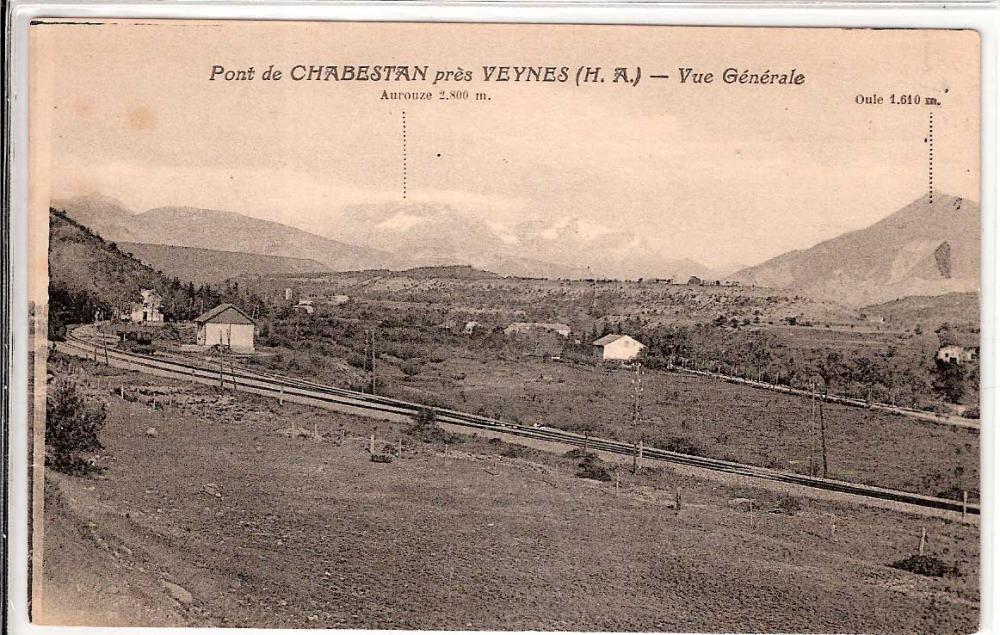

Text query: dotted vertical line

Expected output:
[402,111,407,200]
[928,112,934,204]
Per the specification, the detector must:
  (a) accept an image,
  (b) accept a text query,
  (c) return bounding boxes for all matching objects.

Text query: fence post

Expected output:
[370,433,375,456]
[919,527,927,555]
[675,488,681,512]
[963,491,968,522]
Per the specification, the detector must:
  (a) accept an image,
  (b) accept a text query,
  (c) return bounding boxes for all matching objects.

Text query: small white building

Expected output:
[937,345,977,364]
[293,299,315,315]
[463,320,480,335]
[593,334,645,361]
[194,303,256,351]
[125,289,164,324]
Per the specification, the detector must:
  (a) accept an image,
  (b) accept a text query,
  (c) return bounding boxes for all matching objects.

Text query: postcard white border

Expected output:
[5,2,998,635]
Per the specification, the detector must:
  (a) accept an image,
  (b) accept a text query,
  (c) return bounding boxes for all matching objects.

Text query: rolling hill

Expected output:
[54,196,409,272]
[861,292,980,329]
[731,193,979,306]
[118,242,330,285]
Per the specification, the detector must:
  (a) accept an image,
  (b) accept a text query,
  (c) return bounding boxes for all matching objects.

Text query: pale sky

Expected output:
[31,22,980,269]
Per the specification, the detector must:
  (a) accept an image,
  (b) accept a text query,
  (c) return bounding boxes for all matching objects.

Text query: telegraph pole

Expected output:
[631,361,643,426]
[587,265,596,314]
[369,330,377,395]
[819,389,829,477]
[810,380,818,476]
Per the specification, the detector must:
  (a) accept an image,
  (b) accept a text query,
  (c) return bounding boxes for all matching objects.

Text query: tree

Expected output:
[740,332,775,380]
[931,358,966,404]
[811,351,846,394]
[850,354,887,402]
[46,379,107,474]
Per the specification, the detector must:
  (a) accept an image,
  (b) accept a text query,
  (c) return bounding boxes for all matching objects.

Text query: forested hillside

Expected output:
[47,208,266,339]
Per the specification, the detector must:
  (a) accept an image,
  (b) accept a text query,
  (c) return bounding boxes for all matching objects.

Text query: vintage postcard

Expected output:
[26,20,980,632]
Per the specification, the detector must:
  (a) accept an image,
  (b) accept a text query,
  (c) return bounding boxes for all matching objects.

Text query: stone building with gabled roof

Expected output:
[592,333,645,361]
[194,303,256,351]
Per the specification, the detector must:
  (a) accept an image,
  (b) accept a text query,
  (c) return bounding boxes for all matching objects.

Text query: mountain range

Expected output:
[730,192,979,306]
[54,191,980,306]
[52,194,724,282]
[315,202,728,281]
[52,194,405,272]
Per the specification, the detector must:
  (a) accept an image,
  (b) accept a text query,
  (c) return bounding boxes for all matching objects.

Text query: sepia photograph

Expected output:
[24,19,981,632]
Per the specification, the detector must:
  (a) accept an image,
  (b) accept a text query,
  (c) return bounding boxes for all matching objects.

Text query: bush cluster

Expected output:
[45,378,107,474]
[890,554,960,578]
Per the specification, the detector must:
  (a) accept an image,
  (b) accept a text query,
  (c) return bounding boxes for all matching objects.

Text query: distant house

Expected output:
[593,334,645,361]
[293,299,315,315]
[284,287,294,301]
[194,303,256,351]
[329,294,350,305]
[463,320,480,335]
[504,322,572,338]
[937,345,977,364]
[125,289,164,324]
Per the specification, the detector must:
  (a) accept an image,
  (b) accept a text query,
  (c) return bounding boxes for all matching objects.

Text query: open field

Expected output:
[242,342,979,501]
[40,359,978,632]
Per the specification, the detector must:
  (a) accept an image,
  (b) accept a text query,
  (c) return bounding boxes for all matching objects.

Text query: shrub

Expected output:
[664,436,704,456]
[931,358,966,404]
[400,360,423,377]
[890,555,959,578]
[407,408,464,444]
[46,379,107,474]
[775,494,802,514]
[346,352,368,370]
[415,407,436,428]
[568,450,613,482]
[499,444,529,459]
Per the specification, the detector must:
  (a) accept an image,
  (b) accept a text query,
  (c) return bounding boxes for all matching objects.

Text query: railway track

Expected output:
[58,329,979,516]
